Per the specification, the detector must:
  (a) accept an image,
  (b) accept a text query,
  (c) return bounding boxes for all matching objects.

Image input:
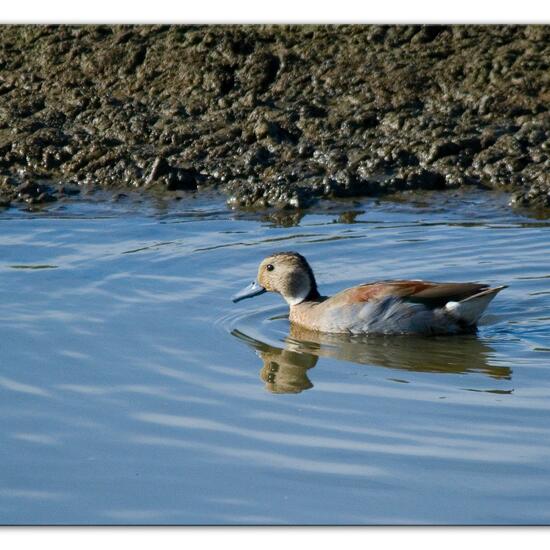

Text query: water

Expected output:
[1,190,549,525]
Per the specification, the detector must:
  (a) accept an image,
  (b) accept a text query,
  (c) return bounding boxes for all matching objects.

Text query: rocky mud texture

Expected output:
[0,25,548,211]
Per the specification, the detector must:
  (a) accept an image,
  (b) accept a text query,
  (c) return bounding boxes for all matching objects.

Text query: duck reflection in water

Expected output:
[232,323,511,394]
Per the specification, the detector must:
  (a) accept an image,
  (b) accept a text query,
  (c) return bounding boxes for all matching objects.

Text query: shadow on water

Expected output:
[232,324,511,394]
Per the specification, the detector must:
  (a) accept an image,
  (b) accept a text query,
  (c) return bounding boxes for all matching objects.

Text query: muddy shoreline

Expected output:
[0,25,548,212]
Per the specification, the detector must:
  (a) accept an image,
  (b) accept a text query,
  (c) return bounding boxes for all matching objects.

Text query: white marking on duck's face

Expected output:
[257,254,313,306]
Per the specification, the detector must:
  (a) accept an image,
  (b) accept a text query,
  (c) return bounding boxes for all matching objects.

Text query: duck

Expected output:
[232,251,507,335]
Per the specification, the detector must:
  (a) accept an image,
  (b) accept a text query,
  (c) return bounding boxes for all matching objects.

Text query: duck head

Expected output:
[233,252,321,306]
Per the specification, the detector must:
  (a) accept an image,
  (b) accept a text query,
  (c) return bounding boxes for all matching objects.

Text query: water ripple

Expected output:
[1,190,550,524]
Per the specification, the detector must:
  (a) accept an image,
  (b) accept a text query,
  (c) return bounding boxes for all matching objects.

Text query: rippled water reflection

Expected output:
[232,328,512,394]
[1,190,549,524]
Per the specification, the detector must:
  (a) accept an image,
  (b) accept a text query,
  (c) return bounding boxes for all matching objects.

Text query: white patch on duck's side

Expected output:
[445,291,498,325]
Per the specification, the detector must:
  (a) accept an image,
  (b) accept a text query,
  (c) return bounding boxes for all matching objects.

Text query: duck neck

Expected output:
[283,259,322,306]
[286,285,322,306]
[304,285,321,302]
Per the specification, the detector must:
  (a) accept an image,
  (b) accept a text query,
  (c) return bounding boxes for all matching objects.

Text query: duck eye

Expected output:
[266,264,274,272]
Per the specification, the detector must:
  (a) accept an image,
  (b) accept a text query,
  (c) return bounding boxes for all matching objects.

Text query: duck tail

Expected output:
[445,285,507,326]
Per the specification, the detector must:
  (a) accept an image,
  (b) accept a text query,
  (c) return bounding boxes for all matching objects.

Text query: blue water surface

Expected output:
[1,189,549,524]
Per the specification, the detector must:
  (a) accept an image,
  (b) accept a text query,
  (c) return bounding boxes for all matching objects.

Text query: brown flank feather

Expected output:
[346,280,489,309]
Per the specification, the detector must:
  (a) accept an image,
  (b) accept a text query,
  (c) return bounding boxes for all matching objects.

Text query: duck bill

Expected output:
[232,281,266,303]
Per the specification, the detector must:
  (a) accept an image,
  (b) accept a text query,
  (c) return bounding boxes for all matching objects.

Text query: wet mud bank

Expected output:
[0,25,548,212]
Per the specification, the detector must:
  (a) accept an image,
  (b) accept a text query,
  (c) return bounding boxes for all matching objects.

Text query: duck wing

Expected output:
[335,280,489,309]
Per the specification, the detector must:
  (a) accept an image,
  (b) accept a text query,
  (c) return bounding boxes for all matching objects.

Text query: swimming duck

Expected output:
[232,251,507,335]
